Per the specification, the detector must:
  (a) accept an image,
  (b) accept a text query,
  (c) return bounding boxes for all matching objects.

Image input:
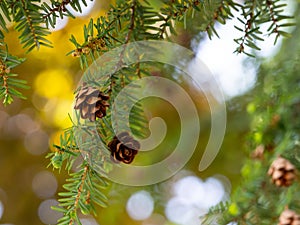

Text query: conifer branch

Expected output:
[20,0,39,49]
[73,165,88,210]
[0,61,10,101]
[234,0,263,57]
[42,0,71,21]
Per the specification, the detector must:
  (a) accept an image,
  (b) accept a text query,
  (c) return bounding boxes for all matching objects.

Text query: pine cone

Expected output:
[251,145,265,160]
[108,132,140,164]
[74,85,109,122]
[268,156,296,187]
[279,209,300,225]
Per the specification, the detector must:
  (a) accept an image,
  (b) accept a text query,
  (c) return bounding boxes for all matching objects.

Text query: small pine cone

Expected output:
[271,114,281,127]
[74,85,109,122]
[268,156,296,187]
[108,132,140,164]
[251,144,265,160]
[279,209,300,225]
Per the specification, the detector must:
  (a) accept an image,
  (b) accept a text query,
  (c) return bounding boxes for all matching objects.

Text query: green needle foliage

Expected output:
[0,0,294,105]
[0,43,27,105]
[203,10,300,225]
[0,0,297,224]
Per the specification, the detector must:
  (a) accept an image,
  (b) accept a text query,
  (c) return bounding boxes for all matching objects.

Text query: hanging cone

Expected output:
[278,208,300,225]
[251,144,265,160]
[74,85,109,122]
[108,132,140,164]
[268,156,296,187]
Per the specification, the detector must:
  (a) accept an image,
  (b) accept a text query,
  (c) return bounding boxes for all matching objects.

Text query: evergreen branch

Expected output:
[125,1,136,44]
[266,0,280,35]
[1,72,9,104]
[233,0,294,56]
[41,0,85,28]
[53,0,298,223]
[110,0,137,91]
[20,0,39,49]
[158,0,197,38]
[42,0,71,20]
[204,0,238,39]
[265,0,294,44]
[54,163,108,225]
[210,51,300,224]
[205,4,224,39]
[11,0,52,52]
[73,164,88,211]
[234,1,261,56]
[0,43,27,105]
[0,0,10,34]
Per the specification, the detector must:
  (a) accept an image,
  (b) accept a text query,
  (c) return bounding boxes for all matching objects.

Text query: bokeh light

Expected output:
[172,176,205,205]
[15,114,40,134]
[24,130,49,155]
[126,191,154,221]
[49,17,69,32]
[2,116,23,140]
[165,174,230,225]
[38,199,62,225]
[32,171,57,199]
[34,69,73,99]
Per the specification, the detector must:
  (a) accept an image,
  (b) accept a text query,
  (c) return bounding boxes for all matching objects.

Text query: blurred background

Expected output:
[0,0,296,224]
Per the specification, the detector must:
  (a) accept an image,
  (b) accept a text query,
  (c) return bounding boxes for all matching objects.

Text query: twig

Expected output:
[20,0,39,48]
[237,3,256,53]
[0,61,9,97]
[74,165,89,209]
[42,0,71,20]
[266,0,280,41]
[110,1,137,91]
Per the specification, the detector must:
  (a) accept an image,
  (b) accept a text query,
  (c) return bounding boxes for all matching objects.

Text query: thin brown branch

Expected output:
[2,74,8,95]
[266,0,280,34]
[42,0,71,20]
[237,3,256,53]
[53,144,86,154]
[109,1,137,91]
[205,4,224,35]
[159,1,196,38]
[0,62,9,96]
[74,165,89,209]
[136,62,141,79]
[20,0,39,48]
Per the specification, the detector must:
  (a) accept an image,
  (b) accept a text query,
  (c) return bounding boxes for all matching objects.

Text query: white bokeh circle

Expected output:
[73,40,226,186]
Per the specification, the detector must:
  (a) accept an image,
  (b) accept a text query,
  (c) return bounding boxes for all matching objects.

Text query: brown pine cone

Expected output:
[268,156,296,187]
[108,132,140,164]
[251,145,265,160]
[74,85,109,122]
[279,209,300,225]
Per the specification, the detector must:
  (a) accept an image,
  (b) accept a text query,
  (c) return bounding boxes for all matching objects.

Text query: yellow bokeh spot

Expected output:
[35,69,73,98]
[53,99,74,128]
[247,102,256,114]
[228,202,240,216]
[253,132,263,143]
